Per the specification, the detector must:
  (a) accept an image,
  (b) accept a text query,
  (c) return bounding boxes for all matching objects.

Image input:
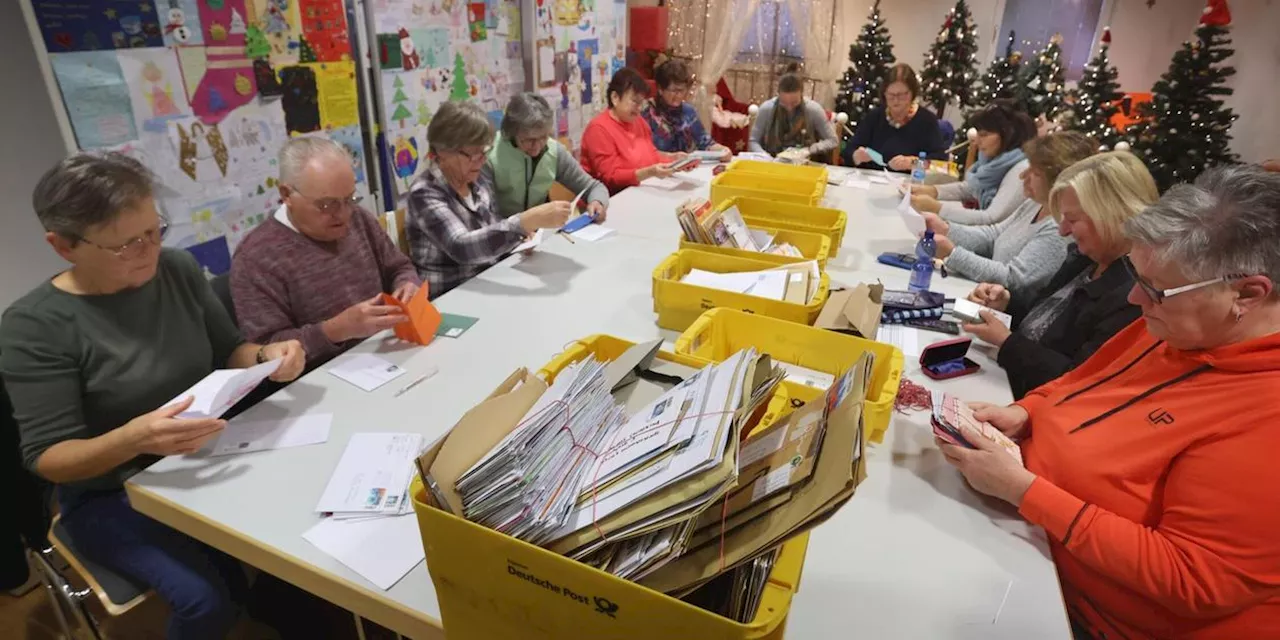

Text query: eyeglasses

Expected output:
[77,216,170,260]
[448,146,493,163]
[290,186,363,215]
[1121,255,1246,304]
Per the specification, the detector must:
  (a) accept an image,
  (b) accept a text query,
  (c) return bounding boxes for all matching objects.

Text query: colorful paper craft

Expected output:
[33,0,164,52]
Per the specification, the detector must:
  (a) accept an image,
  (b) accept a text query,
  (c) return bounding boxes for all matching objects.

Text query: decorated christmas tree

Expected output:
[834,0,895,136]
[1133,0,1238,190]
[973,31,1022,107]
[416,100,433,126]
[919,0,979,117]
[1017,34,1066,119]
[245,24,271,59]
[390,76,412,127]
[1069,27,1124,150]
[298,35,317,63]
[449,53,470,101]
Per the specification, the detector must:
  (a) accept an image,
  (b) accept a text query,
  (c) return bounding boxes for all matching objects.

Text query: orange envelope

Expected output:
[380,287,442,345]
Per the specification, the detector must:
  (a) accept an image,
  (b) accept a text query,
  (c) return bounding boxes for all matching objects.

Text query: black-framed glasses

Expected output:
[290,186,363,215]
[1121,254,1245,304]
[78,216,169,260]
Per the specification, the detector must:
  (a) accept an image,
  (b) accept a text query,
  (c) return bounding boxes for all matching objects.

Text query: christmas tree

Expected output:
[1017,34,1066,119]
[298,36,317,63]
[245,24,271,58]
[1134,0,1237,190]
[1070,27,1124,150]
[972,31,1022,107]
[919,0,979,117]
[833,0,895,136]
[416,100,432,126]
[449,53,470,101]
[390,76,412,126]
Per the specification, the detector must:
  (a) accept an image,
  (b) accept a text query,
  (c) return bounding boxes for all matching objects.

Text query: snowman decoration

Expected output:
[399,28,421,71]
[164,8,192,43]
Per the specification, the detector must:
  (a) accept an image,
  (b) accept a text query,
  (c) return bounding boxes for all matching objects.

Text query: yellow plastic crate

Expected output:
[725,197,848,253]
[710,171,823,208]
[679,224,832,270]
[411,333,811,640]
[652,249,830,332]
[727,159,829,192]
[674,309,904,444]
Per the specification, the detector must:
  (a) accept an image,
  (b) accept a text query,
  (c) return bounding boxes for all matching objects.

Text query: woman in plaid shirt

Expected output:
[406,101,571,298]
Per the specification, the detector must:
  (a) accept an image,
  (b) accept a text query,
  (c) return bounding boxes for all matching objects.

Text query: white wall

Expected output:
[0,0,70,311]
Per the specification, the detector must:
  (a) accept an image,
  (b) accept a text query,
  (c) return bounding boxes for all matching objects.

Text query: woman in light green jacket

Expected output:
[486,92,611,220]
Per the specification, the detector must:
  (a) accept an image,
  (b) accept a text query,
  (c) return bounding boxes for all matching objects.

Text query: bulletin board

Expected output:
[369,0,525,195]
[30,0,374,277]
[530,0,627,153]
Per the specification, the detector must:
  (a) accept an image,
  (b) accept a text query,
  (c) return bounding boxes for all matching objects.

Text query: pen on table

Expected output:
[394,373,431,397]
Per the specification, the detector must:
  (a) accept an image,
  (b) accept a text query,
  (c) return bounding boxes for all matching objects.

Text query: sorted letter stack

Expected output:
[677,197,803,258]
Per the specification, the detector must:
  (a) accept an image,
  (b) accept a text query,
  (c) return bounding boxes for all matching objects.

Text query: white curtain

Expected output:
[785,0,842,108]
[692,0,764,125]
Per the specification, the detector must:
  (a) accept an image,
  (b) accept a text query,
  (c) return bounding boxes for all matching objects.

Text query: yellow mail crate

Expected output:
[726,197,848,252]
[679,224,832,270]
[727,159,829,192]
[710,171,823,208]
[674,309,904,444]
[412,333,812,640]
[652,250,830,332]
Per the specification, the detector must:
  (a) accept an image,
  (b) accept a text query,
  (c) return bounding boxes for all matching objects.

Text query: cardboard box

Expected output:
[815,282,885,339]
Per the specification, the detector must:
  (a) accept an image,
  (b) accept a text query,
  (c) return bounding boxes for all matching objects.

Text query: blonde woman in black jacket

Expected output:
[961,151,1159,399]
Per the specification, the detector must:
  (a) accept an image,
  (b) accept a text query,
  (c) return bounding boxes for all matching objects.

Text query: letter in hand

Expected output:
[521,200,573,233]
[128,396,227,456]
[961,310,1012,349]
[333,294,410,342]
[261,340,306,382]
[853,147,873,165]
[967,283,1011,311]
[646,163,675,181]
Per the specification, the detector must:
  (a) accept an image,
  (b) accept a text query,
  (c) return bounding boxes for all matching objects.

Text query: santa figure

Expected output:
[400,28,421,71]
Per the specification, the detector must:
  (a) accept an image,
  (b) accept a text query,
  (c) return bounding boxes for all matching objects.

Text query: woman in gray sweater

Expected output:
[922,131,1097,301]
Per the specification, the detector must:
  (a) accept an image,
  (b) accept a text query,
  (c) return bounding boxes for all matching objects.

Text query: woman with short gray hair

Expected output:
[936,165,1280,639]
[486,92,610,220]
[0,152,307,638]
[406,100,571,297]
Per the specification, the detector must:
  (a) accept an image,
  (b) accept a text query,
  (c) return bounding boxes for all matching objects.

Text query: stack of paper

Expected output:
[420,342,803,588]
[682,269,790,300]
[931,393,1023,464]
[305,432,428,590]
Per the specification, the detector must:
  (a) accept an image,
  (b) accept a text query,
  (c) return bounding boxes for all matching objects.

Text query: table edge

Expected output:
[124,481,444,640]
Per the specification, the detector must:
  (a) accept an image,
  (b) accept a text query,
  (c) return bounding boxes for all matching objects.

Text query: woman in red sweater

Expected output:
[580,67,685,194]
[939,165,1280,639]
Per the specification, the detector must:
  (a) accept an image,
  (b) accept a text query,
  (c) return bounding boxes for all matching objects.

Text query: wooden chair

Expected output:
[32,515,152,639]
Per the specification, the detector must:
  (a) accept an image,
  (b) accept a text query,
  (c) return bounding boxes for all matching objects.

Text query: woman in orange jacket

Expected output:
[940,165,1280,639]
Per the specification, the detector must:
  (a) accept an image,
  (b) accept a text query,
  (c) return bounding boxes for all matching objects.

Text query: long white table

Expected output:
[126,166,1070,639]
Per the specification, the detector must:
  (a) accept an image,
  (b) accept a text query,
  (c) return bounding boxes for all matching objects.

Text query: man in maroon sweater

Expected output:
[230,138,422,366]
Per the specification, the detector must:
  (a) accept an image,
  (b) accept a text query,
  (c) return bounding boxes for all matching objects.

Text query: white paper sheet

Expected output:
[302,514,425,590]
[210,414,332,456]
[166,359,283,419]
[513,228,546,252]
[328,354,408,392]
[640,172,701,190]
[315,433,423,514]
[572,225,616,242]
[877,324,923,358]
[897,188,927,236]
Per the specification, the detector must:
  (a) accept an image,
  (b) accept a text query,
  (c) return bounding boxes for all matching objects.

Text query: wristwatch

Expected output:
[256,345,269,364]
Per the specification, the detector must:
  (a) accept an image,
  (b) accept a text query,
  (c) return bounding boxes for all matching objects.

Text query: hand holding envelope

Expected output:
[380,286,443,346]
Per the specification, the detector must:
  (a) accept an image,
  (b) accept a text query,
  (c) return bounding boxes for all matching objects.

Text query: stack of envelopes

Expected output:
[418,339,873,596]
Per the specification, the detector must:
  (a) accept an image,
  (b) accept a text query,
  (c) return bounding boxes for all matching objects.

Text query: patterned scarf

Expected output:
[764,103,811,155]
[647,98,695,151]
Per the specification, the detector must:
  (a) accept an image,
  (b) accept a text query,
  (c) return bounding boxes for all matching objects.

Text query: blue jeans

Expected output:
[60,490,247,640]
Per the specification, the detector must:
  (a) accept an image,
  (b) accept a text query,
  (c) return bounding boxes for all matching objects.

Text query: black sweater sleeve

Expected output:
[999,304,1143,399]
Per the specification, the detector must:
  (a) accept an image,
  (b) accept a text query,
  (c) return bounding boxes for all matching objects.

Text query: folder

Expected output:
[380,286,442,345]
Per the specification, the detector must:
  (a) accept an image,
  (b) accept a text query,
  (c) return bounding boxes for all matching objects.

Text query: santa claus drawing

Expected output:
[400,28,421,71]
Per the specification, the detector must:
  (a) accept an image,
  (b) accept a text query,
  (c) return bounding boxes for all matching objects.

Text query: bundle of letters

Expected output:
[677,198,803,258]
[418,338,875,598]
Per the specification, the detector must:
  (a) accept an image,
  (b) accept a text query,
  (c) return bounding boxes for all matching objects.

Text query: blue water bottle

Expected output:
[911,152,929,184]
[909,230,936,292]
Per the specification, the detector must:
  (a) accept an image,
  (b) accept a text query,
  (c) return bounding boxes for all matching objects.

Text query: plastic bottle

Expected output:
[911,152,929,184]
[909,230,936,292]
